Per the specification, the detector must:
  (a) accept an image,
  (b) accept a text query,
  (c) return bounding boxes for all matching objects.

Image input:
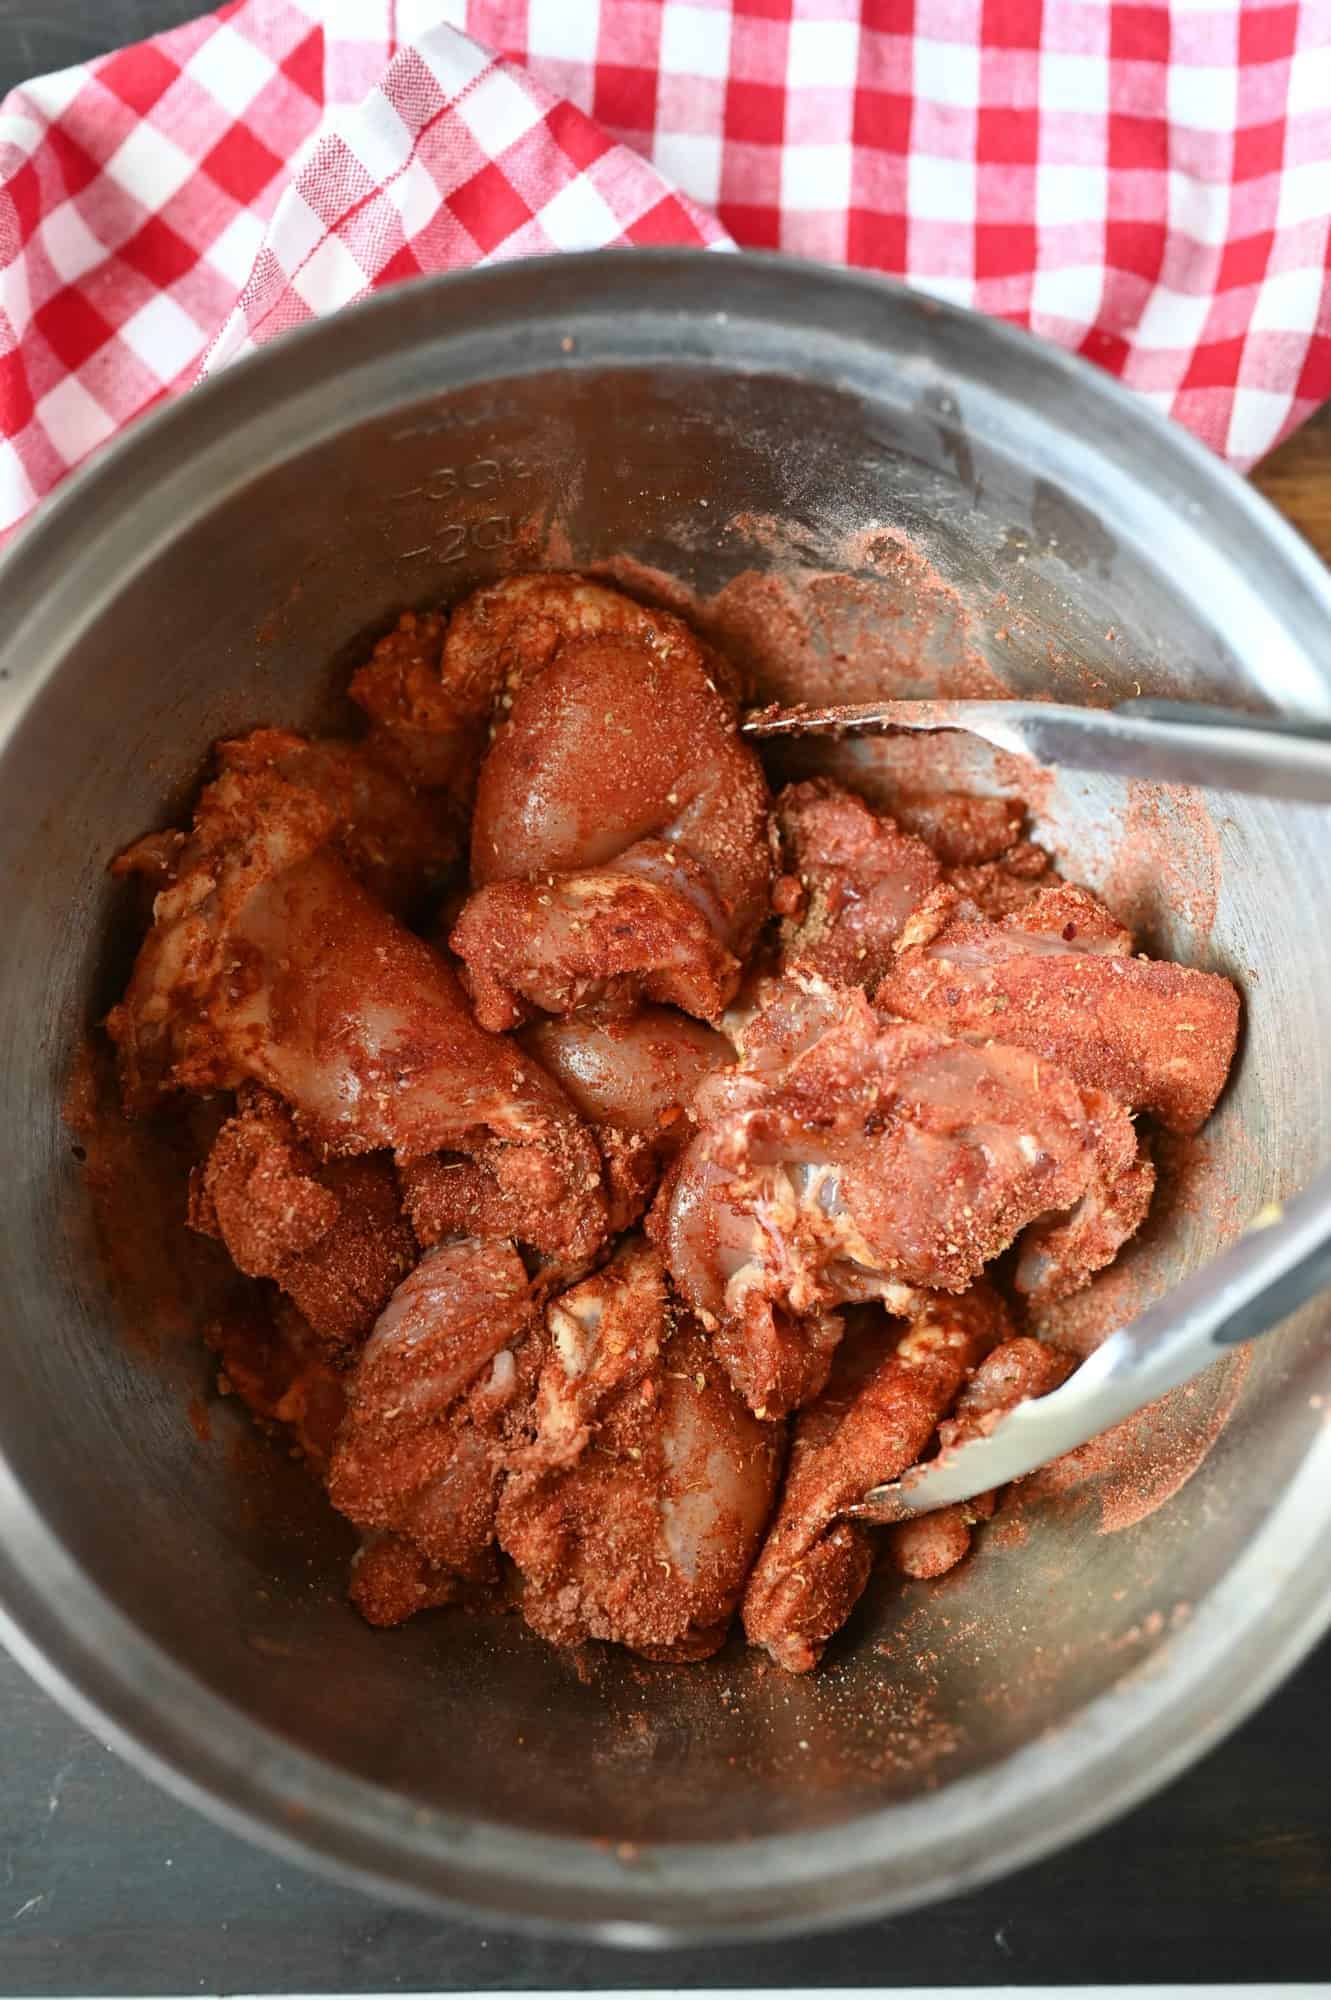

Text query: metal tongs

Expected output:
[742,696,1331,804]
[851,1164,1331,1525]
[742,688,1331,1514]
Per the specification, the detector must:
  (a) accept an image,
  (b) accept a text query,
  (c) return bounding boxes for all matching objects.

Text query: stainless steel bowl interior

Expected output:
[1,252,1330,1940]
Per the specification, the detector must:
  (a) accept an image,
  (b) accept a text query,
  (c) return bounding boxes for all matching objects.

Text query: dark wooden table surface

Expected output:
[2,4,1330,1993]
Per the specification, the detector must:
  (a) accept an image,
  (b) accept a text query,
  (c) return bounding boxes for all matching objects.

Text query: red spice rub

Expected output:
[877,886,1239,1134]
[771,778,941,990]
[326,1238,535,1581]
[205,1299,346,1471]
[189,1086,415,1358]
[107,766,607,1263]
[742,1286,1010,1672]
[886,1336,1077,1580]
[498,1240,783,1660]
[452,582,770,1027]
[653,975,1106,1417]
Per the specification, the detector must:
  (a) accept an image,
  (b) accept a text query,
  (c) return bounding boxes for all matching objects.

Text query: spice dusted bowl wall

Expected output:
[1,252,1329,1940]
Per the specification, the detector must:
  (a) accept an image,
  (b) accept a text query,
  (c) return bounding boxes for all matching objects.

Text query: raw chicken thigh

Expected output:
[651,973,1113,1415]
[452,577,770,1030]
[103,571,1243,1675]
[499,1239,783,1659]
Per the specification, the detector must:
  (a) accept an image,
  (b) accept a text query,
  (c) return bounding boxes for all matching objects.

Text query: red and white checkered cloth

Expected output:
[4,2,1331,540]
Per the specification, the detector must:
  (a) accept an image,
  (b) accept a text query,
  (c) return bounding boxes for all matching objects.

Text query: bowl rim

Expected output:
[3,247,1331,1942]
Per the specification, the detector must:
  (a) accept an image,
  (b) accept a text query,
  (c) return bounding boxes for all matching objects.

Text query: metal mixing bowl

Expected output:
[1,252,1330,1941]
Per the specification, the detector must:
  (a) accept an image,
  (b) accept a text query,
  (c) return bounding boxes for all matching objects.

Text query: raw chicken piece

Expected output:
[888,791,1027,868]
[327,1238,535,1581]
[997,879,1133,951]
[350,580,711,802]
[709,1294,844,1429]
[108,765,335,1113]
[886,1335,1077,1580]
[884,1507,973,1580]
[110,828,187,891]
[767,734,1040,882]
[397,1154,522,1252]
[651,974,1104,1416]
[938,1334,1079,1453]
[498,1240,784,1659]
[189,1085,415,1357]
[1015,1098,1154,1306]
[771,780,941,989]
[452,851,740,1032]
[742,1287,1009,1672]
[348,1533,462,1627]
[880,788,1065,919]
[452,601,770,1027]
[522,1005,731,1139]
[443,571,713,707]
[876,884,1239,1133]
[348,610,484,797]
[393,1157,596,1301]
[215,726,457,915]
[205,1298,347,1470]
[107,766,607,1262]
[946,840,1058,918]
[522,1006,732,1231]
[892,877,1131,958]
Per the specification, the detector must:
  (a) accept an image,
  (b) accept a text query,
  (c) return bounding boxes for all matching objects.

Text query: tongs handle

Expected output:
[1117,696,1331,746]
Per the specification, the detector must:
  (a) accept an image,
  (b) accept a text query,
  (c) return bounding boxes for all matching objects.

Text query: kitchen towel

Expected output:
[3,0,1331,539]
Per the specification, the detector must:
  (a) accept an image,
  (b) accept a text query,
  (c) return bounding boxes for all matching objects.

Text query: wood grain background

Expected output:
[1253,402,1331,560]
